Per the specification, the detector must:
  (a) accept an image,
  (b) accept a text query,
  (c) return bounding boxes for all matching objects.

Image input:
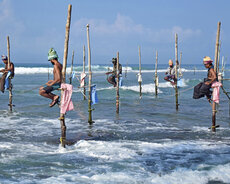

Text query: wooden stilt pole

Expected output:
[217,41,221,75]
[138,46,142,98]
[212,21,221,132]
[179,52,182,78]
[69,50,74,84]
[7,36,13,112]
[87,24,93,124]
[60,4,72,147]
[155,50,158,96]
[83,45,86,100]
[220,56,224,84]
[175,34,179,110]
[116,52,120,114]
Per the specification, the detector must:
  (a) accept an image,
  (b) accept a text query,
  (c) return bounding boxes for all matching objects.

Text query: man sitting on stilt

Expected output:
[39,48,62,107]
[164,59,177,85]
[0,55,14,93]
[193,56,217,101]
[106,57,122,87]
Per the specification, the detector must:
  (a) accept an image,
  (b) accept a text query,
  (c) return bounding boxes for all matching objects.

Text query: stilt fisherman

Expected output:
[0,55,14,93]
[164,59,176,85]
[193,56,217,101]
[39,48,62,107]
[106,58,122,87]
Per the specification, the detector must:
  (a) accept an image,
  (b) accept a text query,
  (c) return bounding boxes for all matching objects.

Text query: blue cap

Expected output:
[1,55,8,60]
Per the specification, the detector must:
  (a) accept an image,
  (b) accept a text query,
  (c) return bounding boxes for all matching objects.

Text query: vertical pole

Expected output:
[69,50,74,84]
[138,46,142,98]
[179,52,182,78]
[175,33,179,110]
[155,50,158,96]
[217,41,221,75]
[7,36,13,112]
[87,24,93,124]
[214,22,221,77]
[83,45,86,100]
[212,21,221,132]
[60,4,72,147]
[221,56,224,84]
[116,52,120,114]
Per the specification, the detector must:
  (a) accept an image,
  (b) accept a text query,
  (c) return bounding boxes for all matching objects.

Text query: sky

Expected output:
[0,0,229,65]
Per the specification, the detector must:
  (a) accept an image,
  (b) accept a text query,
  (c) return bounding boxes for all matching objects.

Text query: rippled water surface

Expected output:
[0,64,230,184]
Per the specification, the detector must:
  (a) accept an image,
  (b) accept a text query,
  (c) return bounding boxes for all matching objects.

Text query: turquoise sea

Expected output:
[0,63,230,184]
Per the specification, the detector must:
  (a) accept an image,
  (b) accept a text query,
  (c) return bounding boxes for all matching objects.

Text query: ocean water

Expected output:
[0,63,230,184]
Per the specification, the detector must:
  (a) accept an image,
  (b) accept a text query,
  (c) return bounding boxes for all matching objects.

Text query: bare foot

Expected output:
[49,96,59,107]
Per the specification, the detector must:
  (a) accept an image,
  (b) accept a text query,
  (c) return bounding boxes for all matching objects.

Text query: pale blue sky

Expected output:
[0,0,229,64]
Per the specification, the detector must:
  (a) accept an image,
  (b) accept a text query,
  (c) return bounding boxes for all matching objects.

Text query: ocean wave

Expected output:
[158,78,188,88]
[3,66,207,75]
[121,84,163,94]
[72,79,188,94]
[73,84,163,94]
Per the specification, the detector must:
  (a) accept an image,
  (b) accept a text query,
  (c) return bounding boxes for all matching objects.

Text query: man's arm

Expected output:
[45,80,54,85]
[205,68,217,85]
[106,71,113,75]
[172,66,177,75]
[165,67,170,75]
[4,63,14,72]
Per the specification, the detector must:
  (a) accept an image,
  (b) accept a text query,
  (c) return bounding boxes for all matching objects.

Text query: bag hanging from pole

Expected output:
[91,84,98,105]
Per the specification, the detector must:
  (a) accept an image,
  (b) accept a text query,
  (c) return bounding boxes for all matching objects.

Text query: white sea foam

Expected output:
[11,66,206,75]
[121,84,163,94]
[122,68,206,73]
[72,78,189,94]
[150,164,230,184]
[32,140,230,183]
[73,84,163,94]
[0,130,230,184]
[158,78,188,88]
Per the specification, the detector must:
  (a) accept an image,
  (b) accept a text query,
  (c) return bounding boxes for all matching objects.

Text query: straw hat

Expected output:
[203,56,213,64]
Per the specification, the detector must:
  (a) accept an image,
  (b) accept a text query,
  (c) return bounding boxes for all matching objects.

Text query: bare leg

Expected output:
[164,76,175,85]
[39,87,58,100]
[39,89,53,100]
[49,95,59,107]
[107,76,116,87]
